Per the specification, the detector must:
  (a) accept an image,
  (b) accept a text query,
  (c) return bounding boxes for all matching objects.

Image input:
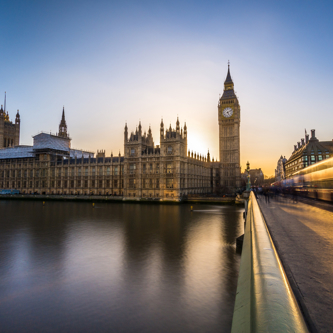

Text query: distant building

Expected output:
[0,109,214,199]
[275,155,287,182]
[0,93,20,148]
[241,168,264,186]
[285,130,333,178]
[249,168,264,186]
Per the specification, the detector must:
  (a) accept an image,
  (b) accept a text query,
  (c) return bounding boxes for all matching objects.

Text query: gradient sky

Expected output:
[1,0,333,176]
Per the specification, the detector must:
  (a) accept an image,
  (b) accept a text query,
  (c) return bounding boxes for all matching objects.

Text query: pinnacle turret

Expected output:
[58,107,68,138]
[15,110,20,124]
[124,122,128,142]
[176,117,180,132]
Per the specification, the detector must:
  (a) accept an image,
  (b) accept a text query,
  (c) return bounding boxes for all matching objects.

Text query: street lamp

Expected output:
[246,161,251,191]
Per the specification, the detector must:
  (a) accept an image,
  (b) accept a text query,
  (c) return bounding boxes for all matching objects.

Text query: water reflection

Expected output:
[0,201,244,333]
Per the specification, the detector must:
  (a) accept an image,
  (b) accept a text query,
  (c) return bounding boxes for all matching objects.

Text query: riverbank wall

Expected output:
[0,194,240,205]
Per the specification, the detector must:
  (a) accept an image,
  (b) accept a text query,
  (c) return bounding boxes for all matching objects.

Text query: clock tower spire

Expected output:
[222,62,235,96]
[218,63,241,192]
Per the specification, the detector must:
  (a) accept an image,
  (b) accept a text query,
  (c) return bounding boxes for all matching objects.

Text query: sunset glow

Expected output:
[1,1,333,176]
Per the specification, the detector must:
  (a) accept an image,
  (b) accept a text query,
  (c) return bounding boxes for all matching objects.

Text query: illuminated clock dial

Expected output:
[223,107,233,118]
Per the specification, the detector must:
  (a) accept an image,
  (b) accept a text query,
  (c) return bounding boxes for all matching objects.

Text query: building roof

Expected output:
[221,65,236,99]
[0,146,34,160]
[224,65,233,84]
[33,133,70,152]
[320,141,333,151]
[287,137,333,164]
[221,89,236,99]
[69,148,94,158]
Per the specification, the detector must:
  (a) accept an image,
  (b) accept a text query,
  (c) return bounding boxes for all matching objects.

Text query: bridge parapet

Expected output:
[231,192,308,332]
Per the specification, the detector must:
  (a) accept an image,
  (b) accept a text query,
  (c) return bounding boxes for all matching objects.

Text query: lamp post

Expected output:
[246,161,251,191]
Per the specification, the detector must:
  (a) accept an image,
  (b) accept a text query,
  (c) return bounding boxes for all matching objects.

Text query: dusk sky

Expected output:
[1,0,333,176]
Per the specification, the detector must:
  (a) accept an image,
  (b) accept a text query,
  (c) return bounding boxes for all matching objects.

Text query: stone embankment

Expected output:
[0,194,239,204]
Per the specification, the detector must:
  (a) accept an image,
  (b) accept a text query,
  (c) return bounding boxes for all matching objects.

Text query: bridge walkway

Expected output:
[258,195,333,333]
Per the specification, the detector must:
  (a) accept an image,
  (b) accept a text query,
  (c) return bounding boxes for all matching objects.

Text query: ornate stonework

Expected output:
[0,65,243,199]
[0,102,20,149]
[218,65,241,191]
[0,113,212,200]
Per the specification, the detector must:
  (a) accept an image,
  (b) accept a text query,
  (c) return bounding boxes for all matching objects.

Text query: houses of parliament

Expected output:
[0,66,242,200]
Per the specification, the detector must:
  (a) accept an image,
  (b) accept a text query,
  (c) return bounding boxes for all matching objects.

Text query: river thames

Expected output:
[0,201,244,332]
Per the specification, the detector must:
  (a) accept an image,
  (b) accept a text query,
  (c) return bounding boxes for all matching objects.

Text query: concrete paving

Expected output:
[258,195,333,333]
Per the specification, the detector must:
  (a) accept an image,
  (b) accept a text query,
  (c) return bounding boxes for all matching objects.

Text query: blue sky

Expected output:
[1,0,333,175]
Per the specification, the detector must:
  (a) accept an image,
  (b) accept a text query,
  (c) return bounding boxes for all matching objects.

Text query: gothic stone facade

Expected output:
[275,155,287,182]
[0,105,20,149]
[0,112,212,200]
[123,119,211,200]
[0,66,243,199]
[285,129,333,178]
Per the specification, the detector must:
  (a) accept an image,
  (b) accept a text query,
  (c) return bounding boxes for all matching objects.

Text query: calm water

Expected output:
[0,200,244,333]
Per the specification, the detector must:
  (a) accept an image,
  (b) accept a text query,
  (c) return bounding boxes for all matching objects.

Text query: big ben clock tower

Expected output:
[218,64,241,191]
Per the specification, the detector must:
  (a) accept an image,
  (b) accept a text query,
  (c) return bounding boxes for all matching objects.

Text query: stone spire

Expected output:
[138,121,142,135]
[224,61,233,85]
[124,122,128,142]
[221,62,236,99]
[160,118,164,140]
[58,107,68,138]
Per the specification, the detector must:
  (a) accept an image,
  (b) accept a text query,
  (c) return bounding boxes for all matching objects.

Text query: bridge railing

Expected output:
[231,192,308,332]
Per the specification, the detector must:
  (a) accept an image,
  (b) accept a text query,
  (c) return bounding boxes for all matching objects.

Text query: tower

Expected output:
[218,63,241,191]
[15,110,20,146]
[0,92,21,149]
[58,107,68,138]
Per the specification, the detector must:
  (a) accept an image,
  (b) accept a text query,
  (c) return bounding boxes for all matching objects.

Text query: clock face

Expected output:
[223,107,233,118]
